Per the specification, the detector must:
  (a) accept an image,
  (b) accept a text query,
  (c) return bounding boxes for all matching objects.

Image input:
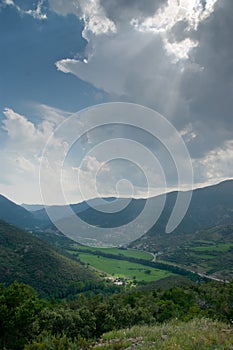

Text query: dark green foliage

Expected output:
[0,280,233,349]
[0,220,96,296]
[0,282,43,350]
[37,305,96,339]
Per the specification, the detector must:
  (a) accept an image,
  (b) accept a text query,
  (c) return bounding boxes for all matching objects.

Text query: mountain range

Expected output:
[1,180,233,246]
[38,180,233,246]
[130,179,233,251]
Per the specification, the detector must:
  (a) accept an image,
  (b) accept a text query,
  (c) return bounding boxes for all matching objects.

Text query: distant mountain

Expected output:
[0,220,96,296]
[21,204,46,211]
[31,197,118,228]
[47,197,150,246]
[2,180,233,247]
[45,180,233,246]
[130,179,233,251]
[0,195,36,229]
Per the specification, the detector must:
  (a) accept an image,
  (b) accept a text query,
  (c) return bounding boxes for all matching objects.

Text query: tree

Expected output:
[0,282,43,350]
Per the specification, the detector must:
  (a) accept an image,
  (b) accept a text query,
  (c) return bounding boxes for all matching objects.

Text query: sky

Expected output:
[0,0,233,205]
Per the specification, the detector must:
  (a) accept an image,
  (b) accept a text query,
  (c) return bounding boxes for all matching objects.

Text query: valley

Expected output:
[0,180,233,349]
[1,179,233,283]
[68,246,174,282]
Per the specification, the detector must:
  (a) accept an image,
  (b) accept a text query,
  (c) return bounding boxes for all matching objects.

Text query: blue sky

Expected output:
[0,2,106,115]
[0,0,233,204]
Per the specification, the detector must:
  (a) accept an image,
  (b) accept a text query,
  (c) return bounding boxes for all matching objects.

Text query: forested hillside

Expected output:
[0,220,97,296]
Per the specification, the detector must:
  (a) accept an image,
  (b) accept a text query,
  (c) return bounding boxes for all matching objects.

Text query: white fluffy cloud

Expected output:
[0,107,68,203]
[49,0,116,38]
[193,140,233,183]
[1,106,154,204]
[3,0,47,20]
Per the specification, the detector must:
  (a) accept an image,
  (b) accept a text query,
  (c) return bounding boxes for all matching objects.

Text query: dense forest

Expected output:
[1,280,233,349]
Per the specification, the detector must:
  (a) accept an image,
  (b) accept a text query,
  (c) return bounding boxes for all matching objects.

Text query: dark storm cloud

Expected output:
[100,0,167,23]
[41,0,233,182]
[178,0,233,158]
[167,20,190,43]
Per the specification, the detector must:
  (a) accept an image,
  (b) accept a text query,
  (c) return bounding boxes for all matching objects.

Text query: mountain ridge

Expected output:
[1,179,233,246]
[42,179,233,246]
[0,194,36,229]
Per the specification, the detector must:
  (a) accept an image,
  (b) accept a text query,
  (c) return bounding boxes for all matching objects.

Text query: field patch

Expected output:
[77,252,172,282]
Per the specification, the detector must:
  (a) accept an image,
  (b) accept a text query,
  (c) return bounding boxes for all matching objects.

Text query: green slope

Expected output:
[96,318,233,350]
[157,223,233,280]
[0,220,97,296]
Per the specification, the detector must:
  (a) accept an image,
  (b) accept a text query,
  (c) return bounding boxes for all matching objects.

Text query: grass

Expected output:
[78,253,173,282]
[93,318,233,349]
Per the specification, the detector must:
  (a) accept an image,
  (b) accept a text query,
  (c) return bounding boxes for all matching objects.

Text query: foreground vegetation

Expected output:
[1,280,233,349]
[95,318,233,350]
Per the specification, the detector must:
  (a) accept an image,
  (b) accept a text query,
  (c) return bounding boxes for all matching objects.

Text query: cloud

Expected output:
[178,0,233,157]
[52,0,233,189]
[4,0,14,5]
[1,99,231,205]
[193,140,233,183]
[0,106,69,203]
[99,0,167,30]
[2,108,56,154]
[1,0,233,203]
[24,1,47,20]
[54,0,220,122]
[3,0,47,20]
[49,0,116,38]
[1,106,155,204]
[53,0,233,162]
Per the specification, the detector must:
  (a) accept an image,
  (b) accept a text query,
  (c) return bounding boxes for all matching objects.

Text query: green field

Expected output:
[77,252,173,282]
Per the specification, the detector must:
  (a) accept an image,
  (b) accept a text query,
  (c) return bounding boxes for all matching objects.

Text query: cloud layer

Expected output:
[53,0,233,172]
[1,0,233,204]
[54,3,224,126]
